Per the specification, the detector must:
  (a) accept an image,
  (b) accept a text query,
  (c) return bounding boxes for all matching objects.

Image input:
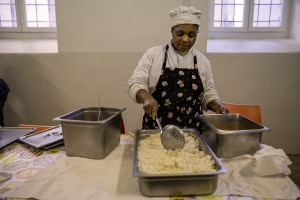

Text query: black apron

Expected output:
[142,45,204,132]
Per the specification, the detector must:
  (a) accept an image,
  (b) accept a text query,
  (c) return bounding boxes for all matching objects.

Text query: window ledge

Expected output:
[0,39,58,53]
[207,39,300,53]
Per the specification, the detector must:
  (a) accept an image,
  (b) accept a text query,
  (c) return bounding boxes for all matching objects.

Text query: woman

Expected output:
[127,6,229,132]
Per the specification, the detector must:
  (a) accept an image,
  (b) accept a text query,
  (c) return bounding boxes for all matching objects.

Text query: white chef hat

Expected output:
[169,6,201,27]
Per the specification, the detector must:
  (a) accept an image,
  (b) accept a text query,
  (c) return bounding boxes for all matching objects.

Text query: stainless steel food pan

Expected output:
[0,127,36,149]
[198,114,270,158]
[53,107,125,160]
[133,129,227,197]
[19,125,63,149]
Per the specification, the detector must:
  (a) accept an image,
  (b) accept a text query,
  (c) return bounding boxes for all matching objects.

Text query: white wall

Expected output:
[1,0,300,154]
[289,0,300,42]
[55,0,208,53]
[0,53,142,128]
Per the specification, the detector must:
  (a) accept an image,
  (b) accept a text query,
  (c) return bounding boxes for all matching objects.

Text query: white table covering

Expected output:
[7,136,300,200]
[213,144,300,199]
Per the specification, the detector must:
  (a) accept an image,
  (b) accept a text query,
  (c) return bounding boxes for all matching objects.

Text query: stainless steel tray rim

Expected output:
[134,169,227,178]
[216,127,270,134]
[199,114,270,134]
[53,118,105,124]
[53,107,126,123]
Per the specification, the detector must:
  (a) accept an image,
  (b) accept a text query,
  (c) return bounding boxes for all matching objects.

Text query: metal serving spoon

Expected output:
[156,117,185,151]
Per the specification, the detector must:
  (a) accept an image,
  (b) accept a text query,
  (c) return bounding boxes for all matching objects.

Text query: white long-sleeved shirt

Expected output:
[127,42,219,111]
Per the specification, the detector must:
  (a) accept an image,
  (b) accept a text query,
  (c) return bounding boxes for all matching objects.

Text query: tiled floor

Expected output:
[288,154,300,188]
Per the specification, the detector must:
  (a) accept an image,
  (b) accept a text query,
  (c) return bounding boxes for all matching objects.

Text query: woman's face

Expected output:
[171,24,198,52]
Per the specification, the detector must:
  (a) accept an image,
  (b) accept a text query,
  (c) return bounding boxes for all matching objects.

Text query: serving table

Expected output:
[0,125,299,200]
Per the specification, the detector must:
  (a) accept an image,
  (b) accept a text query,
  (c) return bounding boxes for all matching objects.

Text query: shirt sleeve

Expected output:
[197,54,220,111]
[127,47,156,103]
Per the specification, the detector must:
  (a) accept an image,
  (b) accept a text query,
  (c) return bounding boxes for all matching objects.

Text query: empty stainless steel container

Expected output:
[133,129,227,197]
[198,114,270,158]
[53,107,125,160]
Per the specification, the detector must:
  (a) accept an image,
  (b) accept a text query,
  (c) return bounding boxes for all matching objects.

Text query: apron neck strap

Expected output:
[162,44,169,69]
[162,44,197,69]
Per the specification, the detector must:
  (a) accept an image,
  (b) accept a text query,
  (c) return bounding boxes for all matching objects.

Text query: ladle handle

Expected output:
[156,117,163,134]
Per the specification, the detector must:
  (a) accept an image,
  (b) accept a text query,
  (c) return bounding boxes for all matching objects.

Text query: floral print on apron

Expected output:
[142,45,204,133]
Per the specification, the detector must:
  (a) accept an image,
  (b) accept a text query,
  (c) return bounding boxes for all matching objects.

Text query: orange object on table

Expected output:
[17,124,54,133]
[18,121,125,134]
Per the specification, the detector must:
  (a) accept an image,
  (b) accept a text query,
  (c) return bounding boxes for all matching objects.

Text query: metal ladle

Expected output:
[156,117,185,151]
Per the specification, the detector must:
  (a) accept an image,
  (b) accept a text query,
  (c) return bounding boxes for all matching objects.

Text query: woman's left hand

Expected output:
[207,99,230,114]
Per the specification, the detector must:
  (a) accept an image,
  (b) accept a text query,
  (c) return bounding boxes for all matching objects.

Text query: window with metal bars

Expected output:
[253,0,283,27]
[213,0,245,28]
[0,0,56,32]
[209,0,289,38]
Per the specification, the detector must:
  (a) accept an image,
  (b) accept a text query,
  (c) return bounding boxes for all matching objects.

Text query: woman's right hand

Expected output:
[142,96,159,120]
[136,89,159,120]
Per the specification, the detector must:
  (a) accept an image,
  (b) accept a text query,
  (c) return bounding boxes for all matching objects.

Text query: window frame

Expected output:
[248,0,289,32]
[209,0,250,32]
[0,0,56,33]
[0,0,21,32]
[208,0,290,39]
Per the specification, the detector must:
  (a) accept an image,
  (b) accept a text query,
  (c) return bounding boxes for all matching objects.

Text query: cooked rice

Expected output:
[138,133,216,174]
